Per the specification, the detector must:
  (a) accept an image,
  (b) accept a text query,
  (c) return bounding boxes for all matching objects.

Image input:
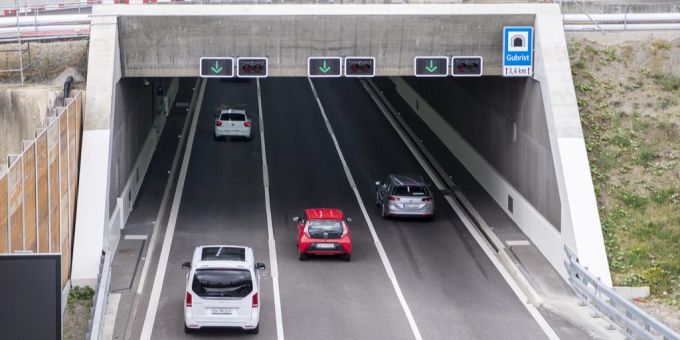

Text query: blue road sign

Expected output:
[502,26,533,77]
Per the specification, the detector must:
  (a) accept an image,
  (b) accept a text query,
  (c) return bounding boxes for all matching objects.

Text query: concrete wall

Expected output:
[403,76,561,229]
[0,88,62,163]
[93,4,539,77]
[108,78,153,217]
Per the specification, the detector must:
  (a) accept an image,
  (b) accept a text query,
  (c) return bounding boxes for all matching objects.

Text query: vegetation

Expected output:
[63,286,95,340]
[569,38,680,309]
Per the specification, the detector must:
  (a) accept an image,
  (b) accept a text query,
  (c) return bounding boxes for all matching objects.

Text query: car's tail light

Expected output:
[388,196,399,201]
[185,292,192,307]
[244,121,251,127]
[422,197,432,202]
[303,225,311,238]
[341,223,348,238]
[215,120,222,126]
[252,293,259,308]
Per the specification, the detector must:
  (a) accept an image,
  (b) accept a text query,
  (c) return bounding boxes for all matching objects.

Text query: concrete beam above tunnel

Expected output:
[92,4,543,77]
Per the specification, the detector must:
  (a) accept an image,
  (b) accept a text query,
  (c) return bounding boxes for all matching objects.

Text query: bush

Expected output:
[68,286,95,305]
[620,191,647,210]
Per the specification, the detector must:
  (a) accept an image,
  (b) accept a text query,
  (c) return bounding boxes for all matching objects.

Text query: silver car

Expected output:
[375,175,434,219]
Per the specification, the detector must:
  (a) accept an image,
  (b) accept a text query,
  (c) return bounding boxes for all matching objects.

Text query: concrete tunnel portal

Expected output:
[71,3,611,294]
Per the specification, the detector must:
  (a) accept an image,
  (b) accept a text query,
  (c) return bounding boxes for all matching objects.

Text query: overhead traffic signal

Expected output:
[237,57,268,78]
[414,56,448,77]
[344,57,375,77]
[199,57,234,78]
[308,57,342,77]
[452,57,483,77]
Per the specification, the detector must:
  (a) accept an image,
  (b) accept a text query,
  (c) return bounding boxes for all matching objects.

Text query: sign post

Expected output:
[502,26,534,77]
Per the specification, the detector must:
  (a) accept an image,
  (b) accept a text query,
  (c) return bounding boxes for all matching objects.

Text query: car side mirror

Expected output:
[375,181,381,186]
[292,216,300,223]
[181,261,191,269]
[346,217,352,223]
[256,262,266,270]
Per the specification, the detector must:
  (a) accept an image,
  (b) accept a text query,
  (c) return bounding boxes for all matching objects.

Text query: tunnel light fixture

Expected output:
[451,56,483,77]
[344,57,375,77]
[237,57,268,78]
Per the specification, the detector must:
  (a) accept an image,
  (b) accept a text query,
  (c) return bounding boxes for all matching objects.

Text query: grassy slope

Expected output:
[569,37,680,309]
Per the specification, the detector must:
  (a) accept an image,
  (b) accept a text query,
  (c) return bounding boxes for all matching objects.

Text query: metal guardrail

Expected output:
[564,246,680,340]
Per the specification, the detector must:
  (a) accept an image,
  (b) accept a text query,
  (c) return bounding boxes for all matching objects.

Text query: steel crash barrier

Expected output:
[564,246,680,340]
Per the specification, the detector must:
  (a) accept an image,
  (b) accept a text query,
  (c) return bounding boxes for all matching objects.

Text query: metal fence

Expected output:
[564,246,680,340]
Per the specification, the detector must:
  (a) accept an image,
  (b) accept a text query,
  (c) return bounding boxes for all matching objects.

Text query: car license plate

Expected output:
[316,243,335,249]
[212,308,234,315]
[405,203,420,208]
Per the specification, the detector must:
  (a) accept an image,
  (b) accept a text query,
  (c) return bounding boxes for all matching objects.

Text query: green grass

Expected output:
[651,72,680,92]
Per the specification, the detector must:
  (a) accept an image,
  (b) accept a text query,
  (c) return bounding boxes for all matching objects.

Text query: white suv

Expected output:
[214,108,252,140]
[182,245,265,334]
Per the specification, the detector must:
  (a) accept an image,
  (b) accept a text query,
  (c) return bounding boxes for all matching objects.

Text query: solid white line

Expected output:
[506,240,531,246]
[139,79,206,340]
[362,81,559,340]
[306,78,423,340]
[257,78,285,340]
[124,234,148,241]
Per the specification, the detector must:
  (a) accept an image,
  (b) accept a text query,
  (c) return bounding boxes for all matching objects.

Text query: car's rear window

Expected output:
[192,269,252,298]
[220,113,246,121]
[392,185,430,196]
[308,220,343,234]
[201,247,245,261]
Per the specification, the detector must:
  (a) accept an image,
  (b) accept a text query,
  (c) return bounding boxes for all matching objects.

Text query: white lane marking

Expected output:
[362,81,559,340]
[136,79,197,296]
[307,78,423,340]
[139,79,207,340]
[124,234,148,241]
[257,78,285,340]
[506,240,531,247]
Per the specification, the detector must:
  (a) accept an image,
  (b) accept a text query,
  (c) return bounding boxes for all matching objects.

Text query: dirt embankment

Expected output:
[567,32,680,331]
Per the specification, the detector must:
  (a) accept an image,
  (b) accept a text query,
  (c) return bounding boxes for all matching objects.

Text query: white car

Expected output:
[214,108,252,140]
[182,245,265,334]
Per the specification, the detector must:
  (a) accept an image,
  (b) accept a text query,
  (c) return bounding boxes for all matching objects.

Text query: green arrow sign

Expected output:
[319,60,331,74]
[211,61,223,74]
[308,57,342,77]
[425,60,438,73]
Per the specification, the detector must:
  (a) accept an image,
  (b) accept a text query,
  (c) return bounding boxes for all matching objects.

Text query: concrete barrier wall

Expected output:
[402,76,561,229]
[0,92,83,289]
[108,78,153,217]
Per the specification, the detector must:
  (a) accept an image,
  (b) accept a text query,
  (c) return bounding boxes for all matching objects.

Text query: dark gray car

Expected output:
[375,174,434,219]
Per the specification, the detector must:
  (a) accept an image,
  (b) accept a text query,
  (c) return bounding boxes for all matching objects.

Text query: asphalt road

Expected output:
[147,77,549,339]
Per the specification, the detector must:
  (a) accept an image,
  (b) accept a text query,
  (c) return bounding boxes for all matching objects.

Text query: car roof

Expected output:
[220,108,246,114]
[192,245,254,270]
[305,208,344,220]
[389,174,427,186]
